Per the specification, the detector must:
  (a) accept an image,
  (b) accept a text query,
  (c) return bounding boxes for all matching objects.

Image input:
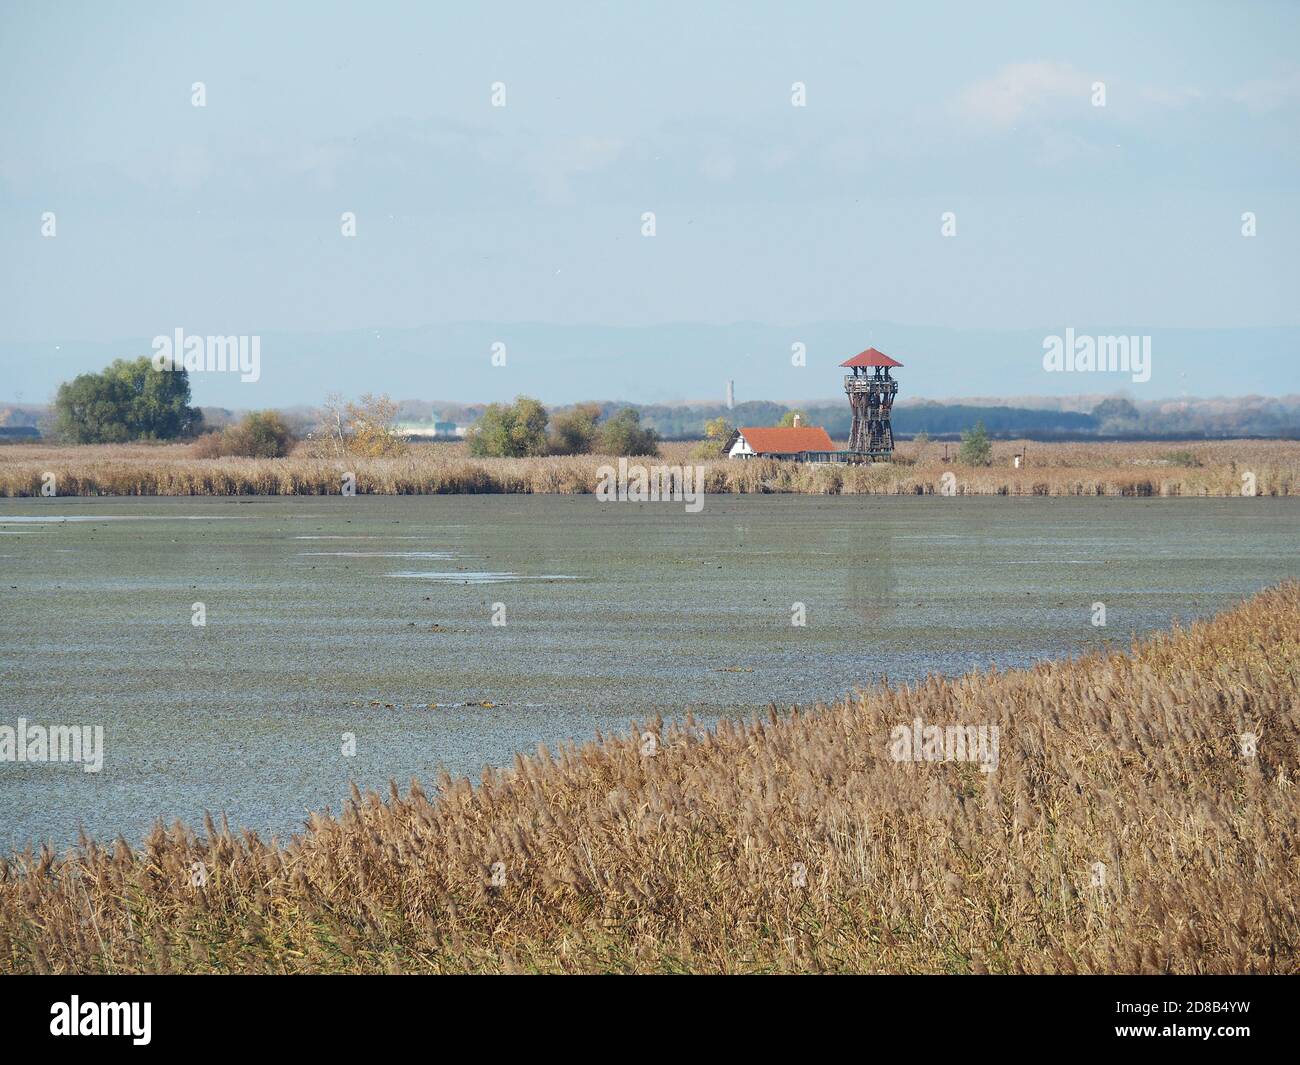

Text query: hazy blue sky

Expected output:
[1,1,1297,404]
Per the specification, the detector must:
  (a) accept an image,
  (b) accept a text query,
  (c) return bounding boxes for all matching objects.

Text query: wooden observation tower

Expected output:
[840,347,902,460]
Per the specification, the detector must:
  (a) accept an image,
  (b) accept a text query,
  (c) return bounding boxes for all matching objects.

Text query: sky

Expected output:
[1,0,1298,407]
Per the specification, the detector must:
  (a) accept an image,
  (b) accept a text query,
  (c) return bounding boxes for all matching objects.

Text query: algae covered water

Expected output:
[1,494,1296,850]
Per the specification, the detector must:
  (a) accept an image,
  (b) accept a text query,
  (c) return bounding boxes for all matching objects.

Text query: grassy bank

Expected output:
[3,583,1298,974]
[0,439,1296,497]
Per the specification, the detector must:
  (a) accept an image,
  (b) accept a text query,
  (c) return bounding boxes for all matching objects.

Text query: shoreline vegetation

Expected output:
[1,439,1297,497]
[3,583,1298,974]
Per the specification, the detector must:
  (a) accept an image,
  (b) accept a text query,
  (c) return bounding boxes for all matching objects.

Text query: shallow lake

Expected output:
[1,494,1297,851]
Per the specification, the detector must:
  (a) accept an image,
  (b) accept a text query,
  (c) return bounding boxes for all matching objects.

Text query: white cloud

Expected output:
[957,61,1090,127]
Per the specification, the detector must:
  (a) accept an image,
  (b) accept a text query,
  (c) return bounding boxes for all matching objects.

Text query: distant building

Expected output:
[722,345,906,464]
[726,379,735,409]
[726,421,836,461]
[396,420,465,440]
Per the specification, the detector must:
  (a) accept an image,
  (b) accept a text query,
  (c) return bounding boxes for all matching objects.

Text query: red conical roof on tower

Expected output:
[839,347,903,368]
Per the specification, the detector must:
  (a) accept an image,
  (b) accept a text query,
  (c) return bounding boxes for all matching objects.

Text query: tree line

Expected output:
[44,361,666,459]
[42,358,1296,455]
[467,398,660,457]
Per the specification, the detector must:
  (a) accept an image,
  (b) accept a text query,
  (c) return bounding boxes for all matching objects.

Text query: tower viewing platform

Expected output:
[843,374,899,395]
[840,347,903,461]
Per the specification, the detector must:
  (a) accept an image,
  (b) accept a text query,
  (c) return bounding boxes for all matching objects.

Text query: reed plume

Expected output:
[2,583,1298,973]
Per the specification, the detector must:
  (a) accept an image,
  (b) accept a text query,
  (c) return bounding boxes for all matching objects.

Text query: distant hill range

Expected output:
[5,394,1298,443]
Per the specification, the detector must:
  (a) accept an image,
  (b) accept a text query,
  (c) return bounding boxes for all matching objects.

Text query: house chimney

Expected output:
[792,413,801,428]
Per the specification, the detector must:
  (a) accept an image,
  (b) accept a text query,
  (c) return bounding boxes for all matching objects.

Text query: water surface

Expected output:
[1,495,1296,850]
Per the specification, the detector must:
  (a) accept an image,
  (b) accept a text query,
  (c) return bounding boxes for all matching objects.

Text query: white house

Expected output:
[726,420,837,460]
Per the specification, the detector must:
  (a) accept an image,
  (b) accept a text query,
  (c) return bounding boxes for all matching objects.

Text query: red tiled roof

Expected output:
[840,347,903,368]
[738,426,836,454]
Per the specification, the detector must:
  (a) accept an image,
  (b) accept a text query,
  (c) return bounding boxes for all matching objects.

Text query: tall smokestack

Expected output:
[726,379,734,409]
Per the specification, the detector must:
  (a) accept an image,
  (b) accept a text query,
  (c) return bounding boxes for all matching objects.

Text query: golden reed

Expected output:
[0,439,1296,497]
[2,583,1298,973]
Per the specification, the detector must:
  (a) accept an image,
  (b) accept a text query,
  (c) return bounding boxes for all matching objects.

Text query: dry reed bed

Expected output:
[3,583,1298,974]
[0,440,1296,496]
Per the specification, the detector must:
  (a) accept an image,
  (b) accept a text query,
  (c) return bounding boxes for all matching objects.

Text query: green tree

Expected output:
[595,407,660,456]
[53,357,201,443]
[778,409,807,427]
[467,396,550,457]
[1091,397,1141,435]
[52,373,134,443]
[957,421,993,466]
[692,416,735,459]
[220,411,295,457]
[704,416,734,440]
[1091,397,1140,422]
[547,402,601,455]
